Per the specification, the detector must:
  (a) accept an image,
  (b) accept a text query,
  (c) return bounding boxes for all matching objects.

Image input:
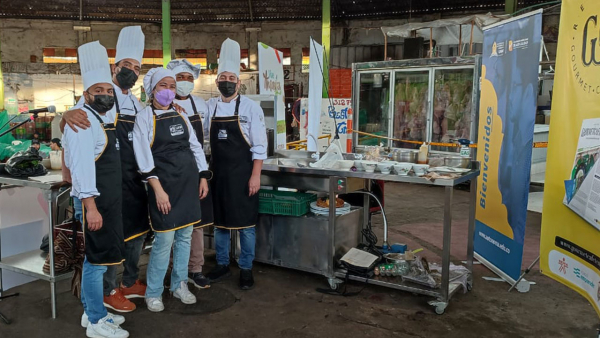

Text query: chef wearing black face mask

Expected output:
[204,38,268,291]
[61,25,148,313]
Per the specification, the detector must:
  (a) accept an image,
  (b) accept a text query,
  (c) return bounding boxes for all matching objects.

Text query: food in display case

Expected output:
[393,73,429,148]
[316,197,345,209]
[431,70,473,148]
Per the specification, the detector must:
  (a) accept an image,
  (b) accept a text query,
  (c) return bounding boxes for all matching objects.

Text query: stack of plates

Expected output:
[310,201,352,216]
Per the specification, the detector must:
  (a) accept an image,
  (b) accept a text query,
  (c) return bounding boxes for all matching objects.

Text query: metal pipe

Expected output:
[350,190,389,247]
[47,191,57,319]
[429,28,433,58]
[79,0,83,21]
[467,178,477,288]
[162,0,172,67]
[441,186,453,302]
[384,33,388,61]
[469,21,474,55]
[248,0,254,22]
[458,25,462,56]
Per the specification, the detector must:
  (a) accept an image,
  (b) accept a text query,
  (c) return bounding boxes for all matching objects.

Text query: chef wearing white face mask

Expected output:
[166,59,212,290]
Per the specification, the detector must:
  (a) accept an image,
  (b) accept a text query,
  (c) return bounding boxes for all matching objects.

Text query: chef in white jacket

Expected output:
[133,67,210,312]
[167,59,212,290]
[204,38,268,291]
[64,41,129,338]
[62,26,148,313]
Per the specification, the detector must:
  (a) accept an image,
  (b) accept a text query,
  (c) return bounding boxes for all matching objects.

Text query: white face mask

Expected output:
[176,81,194,97]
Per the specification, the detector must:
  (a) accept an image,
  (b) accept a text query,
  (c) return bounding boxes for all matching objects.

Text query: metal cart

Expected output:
[0,172,72,319]
[251,150,479,314]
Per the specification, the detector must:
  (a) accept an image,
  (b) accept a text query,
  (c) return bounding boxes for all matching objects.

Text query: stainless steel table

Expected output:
[255,151,480,314]
[0,171,72,319]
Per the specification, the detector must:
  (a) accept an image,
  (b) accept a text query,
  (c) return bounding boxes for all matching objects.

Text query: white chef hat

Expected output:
[143,67,176,96]
[167,59,201,79]
[218,38,241,77]
[115,26,145,65]
[78,41,112,91]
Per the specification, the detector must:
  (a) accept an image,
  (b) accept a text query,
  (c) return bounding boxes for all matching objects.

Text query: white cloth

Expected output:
[205,95,268,160]
[63,106,114,199]
[133,106,208,180]
[167,59,201,79]
[74,82,143,120]
[115,26,145,65]
[143,67,176,97]
[78,41,112,90]
[218,38,241,77]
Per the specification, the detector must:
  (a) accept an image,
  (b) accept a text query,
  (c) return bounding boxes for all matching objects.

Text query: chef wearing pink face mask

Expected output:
[132,67,210,312]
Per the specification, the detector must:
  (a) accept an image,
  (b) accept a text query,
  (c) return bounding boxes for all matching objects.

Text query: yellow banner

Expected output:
[541,0,600,318]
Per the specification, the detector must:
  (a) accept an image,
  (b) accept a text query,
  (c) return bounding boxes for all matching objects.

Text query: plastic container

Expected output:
[49,150,62,170]
[418,143,429,164]
[258,189,317,216]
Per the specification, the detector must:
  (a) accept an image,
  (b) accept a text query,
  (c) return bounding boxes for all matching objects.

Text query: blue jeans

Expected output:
[81,256,108,324]
[73,197,83,223]
[215,227,256,270]
[145,225,193,298]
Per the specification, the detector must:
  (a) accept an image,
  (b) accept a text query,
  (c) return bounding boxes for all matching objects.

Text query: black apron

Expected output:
[114,98,150,241]
[183,97,214,229]
[83,105,125,265]
[148,109,201,232]
[209,96,258,230]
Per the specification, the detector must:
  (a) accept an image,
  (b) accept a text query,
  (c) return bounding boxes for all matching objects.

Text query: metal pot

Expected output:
[392,150,418,163]
[444,156,470,168]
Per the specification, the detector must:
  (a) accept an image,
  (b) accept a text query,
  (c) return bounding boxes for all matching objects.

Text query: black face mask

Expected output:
[88,93,115,113]
[115,67,139,90]
[217,81,238,98]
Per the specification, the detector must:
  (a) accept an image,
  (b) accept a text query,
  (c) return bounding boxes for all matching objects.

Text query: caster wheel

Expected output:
[435,306,445,315]
[467,283,473,292]
[328,278,342,290]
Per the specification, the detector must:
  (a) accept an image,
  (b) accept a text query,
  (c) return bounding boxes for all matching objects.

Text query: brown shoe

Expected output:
[103,288,136,313]
[121,280,147,299]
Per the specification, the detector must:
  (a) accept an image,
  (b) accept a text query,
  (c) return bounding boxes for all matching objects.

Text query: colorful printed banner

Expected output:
[541,0,600,317]
[474,11,542,282]
[258,43,286,149]
[299,98,353,152]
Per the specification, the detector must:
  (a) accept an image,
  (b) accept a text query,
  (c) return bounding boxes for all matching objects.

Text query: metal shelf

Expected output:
[0,250,73,282]
[334,270,464,299]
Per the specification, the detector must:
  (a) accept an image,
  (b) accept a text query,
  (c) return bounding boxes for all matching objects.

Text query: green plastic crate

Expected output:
[259,189,317,217]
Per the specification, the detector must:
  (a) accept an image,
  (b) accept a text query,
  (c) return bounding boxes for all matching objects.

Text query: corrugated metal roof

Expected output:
[0,0,549,22]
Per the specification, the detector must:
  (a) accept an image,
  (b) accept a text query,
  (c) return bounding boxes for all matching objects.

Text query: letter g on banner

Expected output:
[582,15,600,66]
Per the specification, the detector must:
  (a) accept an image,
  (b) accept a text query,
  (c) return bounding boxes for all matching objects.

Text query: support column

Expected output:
[322,0,330,98]
[505,0,518,14]
[0,32,4,111]
[162,0,172,67]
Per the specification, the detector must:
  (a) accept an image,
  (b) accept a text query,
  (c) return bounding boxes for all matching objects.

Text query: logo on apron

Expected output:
[218,129,228,140]
[170,124,185,137]
[115,138,120,150]
[128,131,133,141]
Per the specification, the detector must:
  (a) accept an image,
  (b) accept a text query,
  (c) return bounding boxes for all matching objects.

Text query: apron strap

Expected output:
[114,94,121,114]
[84,105,105,125]
[190,97,199,116]
[212,95,241,119]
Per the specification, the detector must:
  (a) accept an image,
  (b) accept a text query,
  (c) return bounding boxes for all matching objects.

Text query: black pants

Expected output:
[103,236,145,295]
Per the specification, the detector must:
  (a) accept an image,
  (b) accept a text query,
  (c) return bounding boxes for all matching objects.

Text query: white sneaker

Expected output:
[145,297,165,312]
[81,311,125,328]
[86,315,129,338]
[173,281,197,305]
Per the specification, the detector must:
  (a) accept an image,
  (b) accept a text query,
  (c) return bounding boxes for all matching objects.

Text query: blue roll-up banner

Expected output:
[474,11,542,282]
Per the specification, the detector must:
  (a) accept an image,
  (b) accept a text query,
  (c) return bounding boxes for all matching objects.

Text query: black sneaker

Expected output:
[239,269,254,290]
[188,272,211,289]
[206,264,232,283]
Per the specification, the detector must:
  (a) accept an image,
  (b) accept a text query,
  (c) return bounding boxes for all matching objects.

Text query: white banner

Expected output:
[258,43,286,149]
[307,38,324,152]
[300,98,352,152]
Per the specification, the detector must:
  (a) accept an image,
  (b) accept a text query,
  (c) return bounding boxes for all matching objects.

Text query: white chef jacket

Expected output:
[74,82,143,120]
[133,106,208,180]
[174,95,209,141]
[63,106,114,200]
[204,95,268,160]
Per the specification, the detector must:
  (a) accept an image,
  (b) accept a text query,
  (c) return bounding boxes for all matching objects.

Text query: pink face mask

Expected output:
[154,89,175,107]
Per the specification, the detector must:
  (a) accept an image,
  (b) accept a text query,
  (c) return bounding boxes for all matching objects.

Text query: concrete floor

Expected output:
[0,183,598,337]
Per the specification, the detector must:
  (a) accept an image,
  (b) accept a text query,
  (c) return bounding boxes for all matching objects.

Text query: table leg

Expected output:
[441,186,454,303]
[466,179,477,289]
[45,190,58,319]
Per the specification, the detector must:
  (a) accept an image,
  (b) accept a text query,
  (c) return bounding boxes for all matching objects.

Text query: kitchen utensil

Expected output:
[393,150,418,163]
[428,155,444,167]
[413,164,430,176]
[444,156,470,168]
[393,163,413,176]
[335,160,355,171]
[361,161,377,173]
[377,162,394,175]
[42,158,51,169]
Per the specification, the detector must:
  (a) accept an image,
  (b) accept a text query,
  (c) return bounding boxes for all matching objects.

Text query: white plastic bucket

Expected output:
[49,150,62,170]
